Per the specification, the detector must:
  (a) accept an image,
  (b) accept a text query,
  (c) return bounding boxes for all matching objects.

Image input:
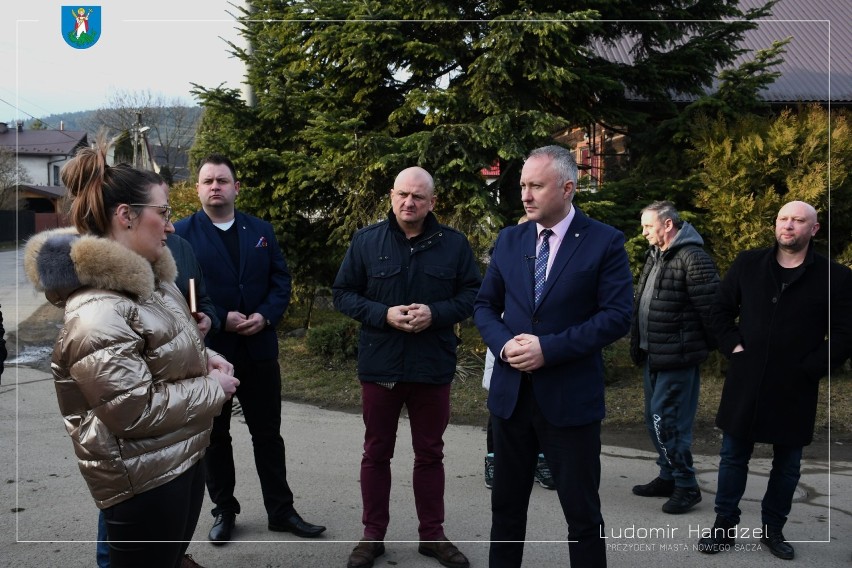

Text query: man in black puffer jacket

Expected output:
[629,201,719,514]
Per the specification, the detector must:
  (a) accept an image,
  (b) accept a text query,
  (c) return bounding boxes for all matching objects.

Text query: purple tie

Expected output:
[534,229,553,306]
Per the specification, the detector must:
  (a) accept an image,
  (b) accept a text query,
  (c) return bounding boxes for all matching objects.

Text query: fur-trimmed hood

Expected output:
[24,228,177,306]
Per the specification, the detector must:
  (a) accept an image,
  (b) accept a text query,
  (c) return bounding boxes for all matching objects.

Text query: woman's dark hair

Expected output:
[61,134,164,236]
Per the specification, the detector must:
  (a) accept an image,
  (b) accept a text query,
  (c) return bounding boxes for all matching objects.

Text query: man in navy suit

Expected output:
[174,154,325,544]
[474,145,633,568]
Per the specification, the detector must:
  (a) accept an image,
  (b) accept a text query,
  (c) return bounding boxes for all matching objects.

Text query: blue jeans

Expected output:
[643,362,700,487]
[97,510,109,568]
[714,432,802,529]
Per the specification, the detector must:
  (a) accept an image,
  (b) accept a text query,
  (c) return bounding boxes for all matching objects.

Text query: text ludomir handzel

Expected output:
[601,524,765,540]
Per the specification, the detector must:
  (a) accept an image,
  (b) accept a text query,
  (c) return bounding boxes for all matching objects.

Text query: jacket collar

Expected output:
[387,209,440,241]
[24,227,176,305]
[771,239,816,268]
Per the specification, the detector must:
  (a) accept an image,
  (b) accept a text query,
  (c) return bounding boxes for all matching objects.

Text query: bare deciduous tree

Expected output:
[0,147,32,210]
[81,89,201,181]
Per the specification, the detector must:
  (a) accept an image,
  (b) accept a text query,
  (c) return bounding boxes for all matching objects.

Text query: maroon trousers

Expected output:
[359,381,451,540]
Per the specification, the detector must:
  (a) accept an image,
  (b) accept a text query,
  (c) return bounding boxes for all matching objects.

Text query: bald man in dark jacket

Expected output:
[698,201,852,560]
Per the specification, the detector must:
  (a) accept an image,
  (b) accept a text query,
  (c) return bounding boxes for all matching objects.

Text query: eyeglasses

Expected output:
[130,203,173,222]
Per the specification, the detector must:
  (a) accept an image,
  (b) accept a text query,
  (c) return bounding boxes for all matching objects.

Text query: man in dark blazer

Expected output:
[174,154,325,544]
[474,145,633,568]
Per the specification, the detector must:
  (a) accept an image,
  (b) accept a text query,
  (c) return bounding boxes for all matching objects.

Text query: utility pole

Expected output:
[131,112,150,170]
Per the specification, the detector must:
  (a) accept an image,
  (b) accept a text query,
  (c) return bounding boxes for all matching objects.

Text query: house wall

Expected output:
[17,155,70,186]
[555,125,629,191]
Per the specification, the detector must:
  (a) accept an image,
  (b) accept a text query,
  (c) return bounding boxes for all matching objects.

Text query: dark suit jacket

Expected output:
[174,210,291,361]
[165,233,220,333]
[474,208,633,428]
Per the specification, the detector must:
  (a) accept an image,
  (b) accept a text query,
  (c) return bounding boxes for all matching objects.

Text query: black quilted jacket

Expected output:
[630,222,719,371]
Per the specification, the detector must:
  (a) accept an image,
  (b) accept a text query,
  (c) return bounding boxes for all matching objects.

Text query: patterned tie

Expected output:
[534,229,553,306]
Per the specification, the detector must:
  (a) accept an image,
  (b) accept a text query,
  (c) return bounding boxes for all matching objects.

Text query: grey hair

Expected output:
[527,145,578,187]
[641,200,682,228]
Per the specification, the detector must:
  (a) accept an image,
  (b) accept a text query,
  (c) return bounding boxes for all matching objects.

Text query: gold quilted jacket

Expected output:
[24,228,227,509]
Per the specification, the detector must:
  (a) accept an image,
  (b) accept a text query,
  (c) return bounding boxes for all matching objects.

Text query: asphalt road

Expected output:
[2,246,850,567]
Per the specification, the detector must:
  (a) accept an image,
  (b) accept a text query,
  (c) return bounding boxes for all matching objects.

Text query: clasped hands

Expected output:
[225,311,267,336]
[387,303,432,334]
[502,333,545,373]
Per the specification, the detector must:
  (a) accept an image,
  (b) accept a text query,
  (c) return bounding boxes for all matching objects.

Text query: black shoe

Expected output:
[268,512,326,538]
[632,476,674,497]
[697,516,736,554]
[484,455,494,489]
[208,512,236,545]
[761,525,794,560]
[534,455,556,490]
[662,486,701,514]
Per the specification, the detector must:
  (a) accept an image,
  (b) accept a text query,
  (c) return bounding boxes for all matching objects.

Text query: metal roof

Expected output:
[593,0,851,103]
[16,184,67,199]
[0,125,88,156]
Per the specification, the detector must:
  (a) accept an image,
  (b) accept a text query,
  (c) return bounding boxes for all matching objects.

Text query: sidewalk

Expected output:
[2,364,850,568]
[2,245,850,566]
[0,246,47,332]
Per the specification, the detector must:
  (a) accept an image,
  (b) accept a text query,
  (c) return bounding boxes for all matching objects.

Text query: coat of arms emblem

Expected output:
[62,6,101,49]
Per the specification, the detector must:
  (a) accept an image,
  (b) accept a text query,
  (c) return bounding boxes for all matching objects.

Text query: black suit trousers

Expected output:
[490,377,606,568]
[204,351,295,521]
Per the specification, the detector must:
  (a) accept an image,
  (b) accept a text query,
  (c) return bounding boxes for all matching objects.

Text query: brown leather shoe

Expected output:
[347,540,385,568]
[181,554,205,568]
[418,537,470,568]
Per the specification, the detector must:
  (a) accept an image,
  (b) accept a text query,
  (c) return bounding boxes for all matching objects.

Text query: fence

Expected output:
[0,210,35,242]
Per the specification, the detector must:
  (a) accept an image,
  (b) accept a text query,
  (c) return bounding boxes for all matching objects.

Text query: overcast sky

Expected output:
[2,1,248,123]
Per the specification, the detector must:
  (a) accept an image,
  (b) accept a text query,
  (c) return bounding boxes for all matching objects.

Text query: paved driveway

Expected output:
[1,246,48,331]
[1,244,850,567]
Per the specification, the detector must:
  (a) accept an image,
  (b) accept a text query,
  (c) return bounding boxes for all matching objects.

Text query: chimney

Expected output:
[60,120,65,131]
[16,120,23,132]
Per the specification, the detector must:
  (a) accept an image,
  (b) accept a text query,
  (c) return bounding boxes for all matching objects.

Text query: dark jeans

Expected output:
[490,378,606,568]
[205,356,295,521]
[97,509,109,568]
[714,432,803,528]
[102,461,204,568]
[642,362,700,487]
[360,381,451,541]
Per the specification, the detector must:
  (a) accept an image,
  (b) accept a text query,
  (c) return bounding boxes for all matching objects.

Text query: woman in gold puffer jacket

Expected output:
[24,139,239,568]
